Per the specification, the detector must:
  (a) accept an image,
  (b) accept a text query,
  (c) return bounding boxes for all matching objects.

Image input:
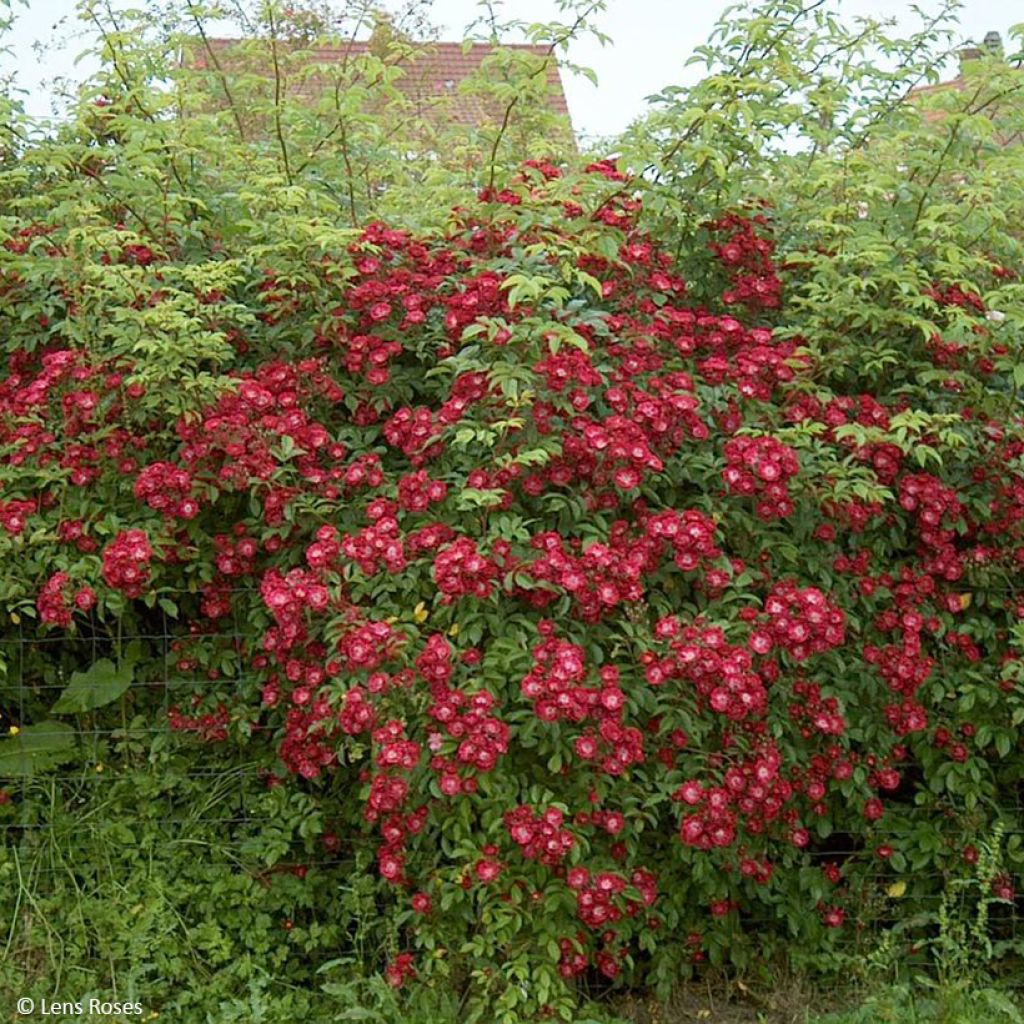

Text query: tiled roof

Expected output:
[189,37,572,133]
[907,77,968,98]
[907,76,970,124]
[907,73,1022,143]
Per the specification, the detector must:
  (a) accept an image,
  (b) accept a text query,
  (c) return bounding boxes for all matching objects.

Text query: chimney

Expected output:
[983,30,1003,56]
[960,30,1004,74]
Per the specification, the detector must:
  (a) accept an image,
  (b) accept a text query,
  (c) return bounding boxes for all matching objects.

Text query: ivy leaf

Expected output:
[51,658,134,714]
[0,722,75,776]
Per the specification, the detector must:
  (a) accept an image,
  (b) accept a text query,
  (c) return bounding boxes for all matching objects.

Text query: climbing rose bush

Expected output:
[1,157,1023,1017]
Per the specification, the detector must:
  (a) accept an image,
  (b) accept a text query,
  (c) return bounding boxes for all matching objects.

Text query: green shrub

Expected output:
[0,2,1023,1020]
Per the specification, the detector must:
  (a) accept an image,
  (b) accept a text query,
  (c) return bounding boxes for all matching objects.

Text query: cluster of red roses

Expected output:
[37,571,95,626]
[505,805,575,865]
[707,212,782,310]
[133,461,199,519]
[419,633,509,791]
[722,435,801,520]
[101,529,153,598]
[646,619,768,722]
[522,508,721,622]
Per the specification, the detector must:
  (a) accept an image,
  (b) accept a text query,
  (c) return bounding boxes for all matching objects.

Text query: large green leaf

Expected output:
[0,722,75,777]
[51,658,134,714]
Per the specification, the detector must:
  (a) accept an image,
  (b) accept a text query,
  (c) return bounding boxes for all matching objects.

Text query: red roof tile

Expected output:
[190,37,572,133]
[907,73,1023,143]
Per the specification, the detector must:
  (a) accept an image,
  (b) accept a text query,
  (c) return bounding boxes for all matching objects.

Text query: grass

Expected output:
[599,979,1024,1024]
[811,983,1024,1024]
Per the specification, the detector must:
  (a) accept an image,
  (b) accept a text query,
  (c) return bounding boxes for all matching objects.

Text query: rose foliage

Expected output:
[1,1,1024,1020]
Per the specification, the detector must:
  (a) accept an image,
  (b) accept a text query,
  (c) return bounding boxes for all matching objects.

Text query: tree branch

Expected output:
[265,3,293,185]
[184,0,247,142]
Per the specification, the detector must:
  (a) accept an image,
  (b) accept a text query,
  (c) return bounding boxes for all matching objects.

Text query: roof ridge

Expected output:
[201,37,552,51]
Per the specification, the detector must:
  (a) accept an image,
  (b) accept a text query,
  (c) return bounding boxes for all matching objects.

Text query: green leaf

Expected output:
[0,722,75,776]
[51,658,134,714]
[335,1009,384,1021]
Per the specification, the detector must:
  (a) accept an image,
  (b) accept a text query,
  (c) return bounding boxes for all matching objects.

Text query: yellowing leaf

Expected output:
[958,593,972,610]
[887,881,907,898]
[413,601,429,623]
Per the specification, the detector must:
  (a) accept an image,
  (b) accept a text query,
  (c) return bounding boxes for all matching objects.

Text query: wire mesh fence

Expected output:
[1,593,1022,994]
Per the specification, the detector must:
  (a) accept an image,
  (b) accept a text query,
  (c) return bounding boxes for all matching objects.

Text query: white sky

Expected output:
[1,0,1020,140]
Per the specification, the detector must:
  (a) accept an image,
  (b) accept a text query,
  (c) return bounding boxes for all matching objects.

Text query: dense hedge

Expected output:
[2,2,1024,1021]
[0,155,1022,1017]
